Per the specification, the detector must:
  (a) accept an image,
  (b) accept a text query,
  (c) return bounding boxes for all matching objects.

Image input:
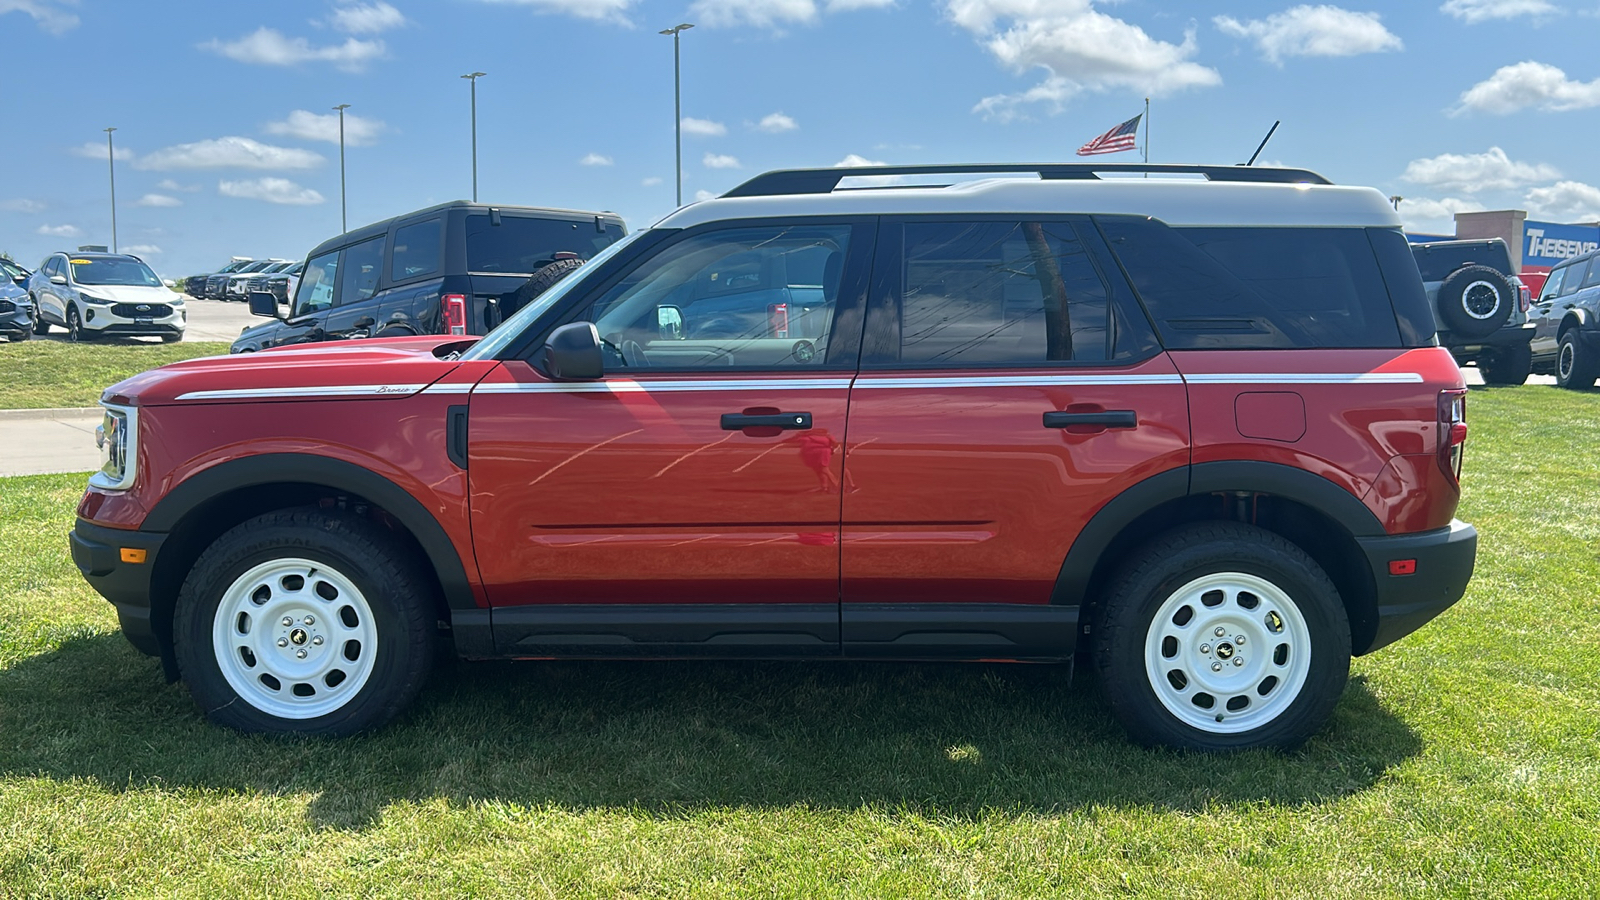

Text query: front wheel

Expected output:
[173,509,436,735]
[1556,330,1598,390]
[1095,522,1350,751]
[1479,342,1532,386]
[66,304,85,342]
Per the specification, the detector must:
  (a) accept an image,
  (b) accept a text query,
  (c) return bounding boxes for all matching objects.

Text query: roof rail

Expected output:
[722,163,1332,198]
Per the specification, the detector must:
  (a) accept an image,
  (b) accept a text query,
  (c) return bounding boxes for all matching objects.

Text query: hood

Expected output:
[0,281,25,300]
[105,335,478,407]
[77,284,181,305]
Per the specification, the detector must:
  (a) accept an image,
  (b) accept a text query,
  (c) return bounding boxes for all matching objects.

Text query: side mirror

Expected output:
[657,304,684,340]
[248,291,284,320]
[50,274,67,285]
[542,322,604,381]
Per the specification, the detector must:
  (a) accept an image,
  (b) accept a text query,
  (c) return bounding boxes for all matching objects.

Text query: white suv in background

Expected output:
[29,252,186,343]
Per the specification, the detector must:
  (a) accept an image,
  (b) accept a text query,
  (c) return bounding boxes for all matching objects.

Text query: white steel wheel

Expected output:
[1143,572,1311,735]
[212,558,378,720]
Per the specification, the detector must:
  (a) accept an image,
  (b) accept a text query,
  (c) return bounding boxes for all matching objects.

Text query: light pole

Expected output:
[333,104,350,232]
[461,72,486,202]
[659,23,693,207]
[104,127,118,252]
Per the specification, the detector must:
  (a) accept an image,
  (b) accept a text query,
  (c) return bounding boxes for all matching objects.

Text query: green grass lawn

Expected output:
[2,386,1598,897]
[0,341,229,409]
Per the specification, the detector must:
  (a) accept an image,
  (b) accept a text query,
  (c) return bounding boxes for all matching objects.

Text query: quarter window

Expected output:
[293,250,339,317]
[580,224,852,370]
[392,219,441,282]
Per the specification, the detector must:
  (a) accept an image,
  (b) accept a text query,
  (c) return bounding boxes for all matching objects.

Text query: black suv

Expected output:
[1411,239,1532,384]
[1528,248,1600,388]
[232,201,625,352]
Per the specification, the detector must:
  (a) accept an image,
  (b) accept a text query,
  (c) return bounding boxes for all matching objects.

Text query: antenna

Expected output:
[1246,121,1280,166]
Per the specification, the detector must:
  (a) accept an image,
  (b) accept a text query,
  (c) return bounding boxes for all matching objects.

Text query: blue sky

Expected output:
[3,0,1599,277]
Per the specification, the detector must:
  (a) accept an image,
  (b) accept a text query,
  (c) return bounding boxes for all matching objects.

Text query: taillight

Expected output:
[1514,278,1531,312]
[1437,389,1467,484]
[768,302,789,339]
[441,294,467,335]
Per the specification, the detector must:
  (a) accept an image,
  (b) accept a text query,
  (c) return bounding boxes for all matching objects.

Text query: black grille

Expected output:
[0,299,14,314]
[111,303,171,318]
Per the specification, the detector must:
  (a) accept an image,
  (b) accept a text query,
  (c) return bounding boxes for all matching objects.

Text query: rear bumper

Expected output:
[69,518,166,658]
[1356,519,1477,654]
[1448,321,1533,353]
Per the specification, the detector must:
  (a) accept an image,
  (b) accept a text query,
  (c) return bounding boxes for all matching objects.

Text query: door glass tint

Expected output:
[1561,261,1589,296]
[392,219,441,282]
[340,236,385,306]
[466,215,624,274]
[294,250,339,316]
[1583,259,1600,289]
[893,221,1112,365]
[583,224,851,370]
[1540,266,1566,301]
[1098,218,1401,349]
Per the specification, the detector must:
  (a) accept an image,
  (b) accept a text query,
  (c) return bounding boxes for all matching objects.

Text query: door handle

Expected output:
[353,316,375,328]
[721,411,812,430]
[1043,410,1137,429]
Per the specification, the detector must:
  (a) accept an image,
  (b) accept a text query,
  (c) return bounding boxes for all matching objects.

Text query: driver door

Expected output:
[467,220,874,656]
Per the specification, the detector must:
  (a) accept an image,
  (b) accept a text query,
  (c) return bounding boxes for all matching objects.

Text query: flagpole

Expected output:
[1143,97,1150,164]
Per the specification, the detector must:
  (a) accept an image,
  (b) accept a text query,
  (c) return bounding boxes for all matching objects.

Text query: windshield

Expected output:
[462,229,649,361]
[70,257,162,287]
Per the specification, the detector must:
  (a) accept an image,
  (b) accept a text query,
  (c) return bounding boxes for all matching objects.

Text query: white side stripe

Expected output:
[854,374,1183,389]
[474,379,853,394]
[418,383,475,395]
[175,384,427,401]
[1184,372,1425,385]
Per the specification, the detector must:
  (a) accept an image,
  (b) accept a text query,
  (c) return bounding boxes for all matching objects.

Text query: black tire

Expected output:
[1437,265,1514,339]
[66,304,86,342]
[1556,330,1598,390]
[507,257,585,315]
[30,299,47,335]
[1095,522,1351,752]
[1479,342,1532,386]
[160,333,182,344]
[173,509,436,736]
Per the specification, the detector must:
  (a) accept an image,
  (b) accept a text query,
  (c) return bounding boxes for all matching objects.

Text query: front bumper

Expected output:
[1356,519,1477,654]
[70,518,167,659]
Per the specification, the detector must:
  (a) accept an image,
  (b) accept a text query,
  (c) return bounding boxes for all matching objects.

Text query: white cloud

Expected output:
[134,137,324,171]
[1402,146,1561,193]
[122,244,163,256]
[69,140,134,162]
[703,153,742,169]
[694,189,717,202]
[1525,181,1600,222]
[156,179,201,192]
[690,0,893,28]
[1,199,46,214]
[681,117,728,137]
[1214,5,1402,65]
[135,194,183,208]
[473,0,635,23]
[329,1,407,33]
[757,112,798,133]
[265,109,387,146]
[37,224,81,238]
[836,153,887,166]
[580,153,614,166]
[1395,196,1486,234]
[201,27,385,72]
[949,0,1221,121]
[1440,0,1556,23]
[0,0,79,34]
[642,176,664,186]
[218,178,326,206]
[1455,61,1600,115]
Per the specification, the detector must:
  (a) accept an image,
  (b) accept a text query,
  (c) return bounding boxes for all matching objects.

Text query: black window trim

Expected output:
[504,216,878,376]
[859,212,1161,372]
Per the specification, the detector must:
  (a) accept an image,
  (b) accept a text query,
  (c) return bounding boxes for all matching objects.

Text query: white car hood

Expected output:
[79,284,180,304]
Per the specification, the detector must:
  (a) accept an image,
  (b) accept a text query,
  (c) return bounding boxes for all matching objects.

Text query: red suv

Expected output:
[69,164,1476,751]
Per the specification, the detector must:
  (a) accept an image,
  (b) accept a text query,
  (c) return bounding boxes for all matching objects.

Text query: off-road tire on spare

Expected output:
[1556,330,1598,390]
[1094,521,1351,752]
[507,257,585,315]
[1478,341,1532,386]
[173,508,436,736]
[1437,265,1514,339]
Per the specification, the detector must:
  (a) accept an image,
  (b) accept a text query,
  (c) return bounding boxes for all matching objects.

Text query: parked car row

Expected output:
[25,251,185,342]
[0,257,34,342]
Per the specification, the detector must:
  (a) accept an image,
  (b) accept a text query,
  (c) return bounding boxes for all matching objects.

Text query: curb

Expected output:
[0,407,102,421]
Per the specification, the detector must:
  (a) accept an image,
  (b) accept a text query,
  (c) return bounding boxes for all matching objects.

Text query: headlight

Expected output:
[90,404,138,491]
[79,293,112,305]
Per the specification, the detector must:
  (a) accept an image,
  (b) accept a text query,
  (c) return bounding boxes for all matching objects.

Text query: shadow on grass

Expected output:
[0,634,1421,829]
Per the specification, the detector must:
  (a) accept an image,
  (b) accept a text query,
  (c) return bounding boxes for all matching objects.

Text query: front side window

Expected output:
[339,236,386,306]
[1540,266,1567,302]
[580,224,852,370]
[293,250,339,317]
[888,220,1113,366]
[465,214,624,274]
[392,219,442,282]
[69,257,162,287]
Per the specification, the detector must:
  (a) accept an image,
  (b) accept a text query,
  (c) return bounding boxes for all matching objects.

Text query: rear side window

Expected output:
[1584,259,1600,289]
[1097,218,1404,349]
[465,214,624,274]
[340,236,385,306]
[1561,261,1590,296]
[391,219,441,282]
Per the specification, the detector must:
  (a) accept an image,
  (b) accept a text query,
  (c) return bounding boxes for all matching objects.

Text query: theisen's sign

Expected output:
[1525,221,1600,268]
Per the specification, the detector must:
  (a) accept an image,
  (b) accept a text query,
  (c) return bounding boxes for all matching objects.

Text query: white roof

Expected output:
[656,177,1402,231]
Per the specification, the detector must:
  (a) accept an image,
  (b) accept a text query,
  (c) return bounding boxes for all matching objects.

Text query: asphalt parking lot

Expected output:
[31,294,258,345]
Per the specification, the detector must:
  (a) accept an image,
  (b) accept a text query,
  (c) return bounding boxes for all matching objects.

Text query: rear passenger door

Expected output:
[839,217,1190,658]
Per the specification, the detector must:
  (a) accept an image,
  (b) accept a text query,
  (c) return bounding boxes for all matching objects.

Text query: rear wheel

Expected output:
[1479,342,1532,386]
[1556,330,1598,390]
[173,509,436,736]
[1095,522,1350,751]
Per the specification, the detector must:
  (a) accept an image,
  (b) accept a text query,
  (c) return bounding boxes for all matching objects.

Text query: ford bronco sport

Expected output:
[70,164,1477,751]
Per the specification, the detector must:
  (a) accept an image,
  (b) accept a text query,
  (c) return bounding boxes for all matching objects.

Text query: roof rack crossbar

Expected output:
[722,163,1331,198]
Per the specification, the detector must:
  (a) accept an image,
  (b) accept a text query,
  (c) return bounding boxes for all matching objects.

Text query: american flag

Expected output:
[1076,114,1142,156]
